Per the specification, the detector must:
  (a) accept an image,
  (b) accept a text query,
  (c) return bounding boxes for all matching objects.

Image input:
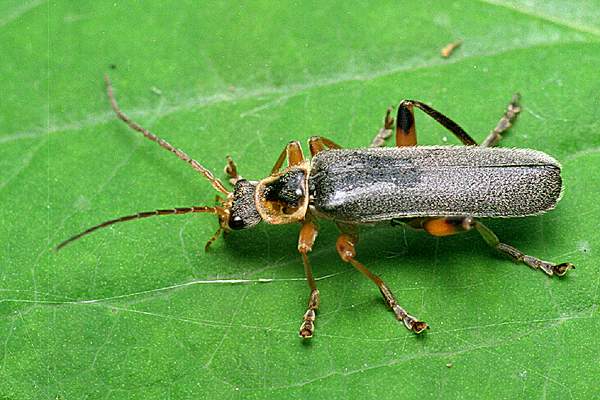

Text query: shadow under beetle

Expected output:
[58,76,575,338]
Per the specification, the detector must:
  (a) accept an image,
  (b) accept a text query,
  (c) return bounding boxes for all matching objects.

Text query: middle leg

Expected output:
[369,95,520,149]
[376,99,479,147]
[368,102,418,147]
[396,99,478,146]
[335,233,428,334]
[308,136,342,156]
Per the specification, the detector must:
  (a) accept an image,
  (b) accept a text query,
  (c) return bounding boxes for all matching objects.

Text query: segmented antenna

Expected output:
[56,206,219,251]
[104,74,230,195]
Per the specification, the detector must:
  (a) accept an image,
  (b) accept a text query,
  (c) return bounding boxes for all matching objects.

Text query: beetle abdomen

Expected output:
[309,146,562,223]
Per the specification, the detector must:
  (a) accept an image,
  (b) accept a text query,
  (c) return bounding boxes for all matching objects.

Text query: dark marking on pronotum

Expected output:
[263,168,306,206]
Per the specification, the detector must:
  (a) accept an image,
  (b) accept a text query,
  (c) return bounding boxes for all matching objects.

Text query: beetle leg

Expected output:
[421,216,474,237]
[472,219,574,277]
[395,101,417,147]
[370,107,395,147]
[271,141,305,174]
[335,233,428,334]
[422,217,575,277]
[204,225,224,251]
[298,219,320,338]
[308,136,342,156]
[223,155,243,186]
[480,94,521,147]
[399,99,478,146]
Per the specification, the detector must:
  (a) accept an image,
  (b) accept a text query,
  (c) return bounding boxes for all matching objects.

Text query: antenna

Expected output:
[56,206,219,251]
[104,74,230,195]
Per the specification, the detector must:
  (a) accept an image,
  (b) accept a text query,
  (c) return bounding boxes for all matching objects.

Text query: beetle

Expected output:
[57,76,575,338]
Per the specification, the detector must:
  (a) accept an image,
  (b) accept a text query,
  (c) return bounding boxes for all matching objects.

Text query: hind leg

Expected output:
[371,94,521,149]
[480,94,521,147]
[370,108,395,147]
[420,216,574,277]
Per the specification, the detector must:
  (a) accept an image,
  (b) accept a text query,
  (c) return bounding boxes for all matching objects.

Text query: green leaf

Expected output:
[1,1,598,398]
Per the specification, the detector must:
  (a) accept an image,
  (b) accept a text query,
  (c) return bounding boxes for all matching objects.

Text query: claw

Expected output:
[403,314,429,334]
[523,256,574,277]
[412,320,429,334]
[299,324,314,339]
[553,262,575,277]
[299,309,316,339]
[388,296,427,334]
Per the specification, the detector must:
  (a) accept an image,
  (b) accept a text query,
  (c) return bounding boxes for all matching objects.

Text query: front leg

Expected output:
[223,155,243,186]
[298,219,320,338]
[271,140,305,174]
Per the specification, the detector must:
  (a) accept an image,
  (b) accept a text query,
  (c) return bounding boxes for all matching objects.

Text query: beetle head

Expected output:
[56,163,307,252]
[226,179,262,230]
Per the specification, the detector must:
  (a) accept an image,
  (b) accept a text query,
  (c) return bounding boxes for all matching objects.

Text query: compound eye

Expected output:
[229,215,245,230]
